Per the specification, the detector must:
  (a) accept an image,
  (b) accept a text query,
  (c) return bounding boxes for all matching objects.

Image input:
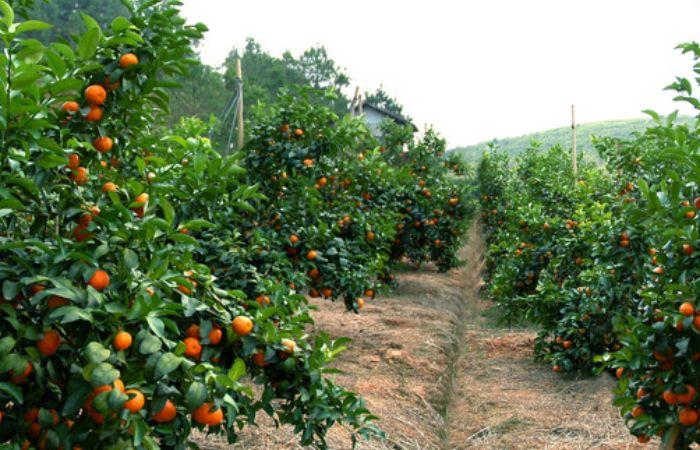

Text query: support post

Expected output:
[236,58,244,150]
[571,104,577,176]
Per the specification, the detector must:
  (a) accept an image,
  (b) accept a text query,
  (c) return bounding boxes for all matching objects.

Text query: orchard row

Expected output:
[0,2,472,449]
[478,43,700,448]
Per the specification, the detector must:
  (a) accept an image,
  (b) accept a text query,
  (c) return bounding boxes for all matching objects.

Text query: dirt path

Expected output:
[196,223,650,449]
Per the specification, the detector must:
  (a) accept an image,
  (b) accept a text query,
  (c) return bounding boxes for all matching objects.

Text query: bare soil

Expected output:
[195,223,652,449]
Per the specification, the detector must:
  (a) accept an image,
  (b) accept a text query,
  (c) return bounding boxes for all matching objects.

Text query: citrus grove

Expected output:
[478,44,700,448]
[0,1,473,449]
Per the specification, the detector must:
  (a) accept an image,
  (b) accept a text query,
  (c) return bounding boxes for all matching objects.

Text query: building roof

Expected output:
[362,101,418,132]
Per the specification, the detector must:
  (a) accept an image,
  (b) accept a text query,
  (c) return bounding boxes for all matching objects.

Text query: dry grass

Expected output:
[194,223,653,450]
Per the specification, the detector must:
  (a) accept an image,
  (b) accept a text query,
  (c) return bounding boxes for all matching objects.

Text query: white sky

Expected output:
[180,0,700,148]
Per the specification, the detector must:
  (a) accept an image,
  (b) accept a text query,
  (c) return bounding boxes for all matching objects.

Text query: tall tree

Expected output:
[365,86,406,118]
[28,0,129,42]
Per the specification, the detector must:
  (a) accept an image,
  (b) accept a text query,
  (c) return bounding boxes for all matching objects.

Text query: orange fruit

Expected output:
[10,362,32,384]
[102,182,118,193]
[78,213,93,227]
[119,53,139,68]
[281,339,296,354]
[663,390,678,404]
[255,295,271,306]
[615,367,624,379]
[308,268,320,279]
[302,158,313,167]
[113,331,133,351]
[183,337,202,360]
[152,400,177,423]
[252,349,267,367]
[67,153,80,170]
[85,85,107,106]
[37,330,61,356]
[317,176,327,188]
[48,295,68,309]
[61,101,79,113]
[306,250,318,260]
[123,389,145,413]
[85,106,103,122]
[683,244,695,256]
[88,270,110,291]
[680,302,695,316]
[686,210,696,219]
[71,167,89,185]
[366,231,375,241]
[676,385,696,404]
[321,288,333,299]
[72,224,92,242]
[93,137,113,153]
[679,407,699,426]
[186,324,200,338]
[562,340,572,349]
[652,266,664,274]
[208,327,223,345]
[289,234,299,244]
[364,289,374,298]
[631,405,644,418]
[232,316,253,336]
[294,128,303,136]
[357,298,365,309]
[192,402,223,426]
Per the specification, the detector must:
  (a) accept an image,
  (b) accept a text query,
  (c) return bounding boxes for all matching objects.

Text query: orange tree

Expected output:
[477,42,700,447]
[0,1,379,448]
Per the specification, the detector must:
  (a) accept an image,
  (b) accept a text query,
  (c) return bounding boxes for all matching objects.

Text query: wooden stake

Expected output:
[659,427,680,450]
[350,86,360,116]
[571,104,577,176]
[236,58,244,150]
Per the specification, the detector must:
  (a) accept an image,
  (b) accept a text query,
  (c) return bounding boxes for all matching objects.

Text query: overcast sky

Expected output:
[180,0,700,148]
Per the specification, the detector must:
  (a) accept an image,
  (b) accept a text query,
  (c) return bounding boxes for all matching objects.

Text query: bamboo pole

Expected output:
[236,58,244,150]
[350,86,360,116]
[659,427,680,450]
[571,104,577,176]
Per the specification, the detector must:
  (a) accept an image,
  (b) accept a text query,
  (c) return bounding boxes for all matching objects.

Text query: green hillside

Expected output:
[450,117,694,163]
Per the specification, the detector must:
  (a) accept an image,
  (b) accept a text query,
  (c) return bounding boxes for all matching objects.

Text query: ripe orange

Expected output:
[186,324,200,338]
[88,270,110,291]
[134,193,149,205]
[652,266,664,274]
[102,182,118,193]
[37,330,61,356]
[695,197,700,209]
[232,316,253,336]
[289,234,299,244]
[183,337,202,360]
[93,137,113,153]
[366,231,375,241]
[72,224,92,242]
[85,85,107,106]
[119,53,139,68]
[636,388,647,399]
[294,129,303,137]
[679,407,699,426]
[61,101,79,113]
[152,400,177,423]
[123,389,145,413]
[308,268,320,279]
[192,402,223,426]
[302,158,313,167]
[631,405,644,418]
[113,331,133,351]
[321,288,333,299]
[317,176,327,188]
[85,106,103,122]
[676,385,696,404]
[694,315,700,330]
[71,167,89,185]
[10,363,32,384]
[663,390,678,404]
[680,302,695,316]
[562,340,572,349]
[255,295,271,306]
[47,295,68,309]
[78,213,93,227]
[306,250,318,260]
[686,210,696,219]
[357,298,365,309]
[67,153,80,170]
[309,288,320,298]
[281,339,296,354]
[615,367,624,379]
[448,197,459,206]
[364,289,374,298]
[208,326,223,345]
[252,349,267,367]
[683,244,695,256]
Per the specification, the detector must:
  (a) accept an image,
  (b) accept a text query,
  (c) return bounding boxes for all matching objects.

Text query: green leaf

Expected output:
[91,362,119,386]
[0,382,23,404]
[227,358,246,382]
[47,78,83,95]
[123,249,138,270]
[159,198,174,225]
[0,336,15,356]
[0,1,13,27]
[186,381,207,409]
[147,315,165,337]
[85,342,110,364]
[111,17,132,33]
[154,352,181,379]
[77,27,100,59]
[15,20,52,34]
[179,219,214,231]
[139,334,161,355]
[80,13,100,30]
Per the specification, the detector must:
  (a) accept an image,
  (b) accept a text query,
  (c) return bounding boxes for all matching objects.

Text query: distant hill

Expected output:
[449,117,694,163]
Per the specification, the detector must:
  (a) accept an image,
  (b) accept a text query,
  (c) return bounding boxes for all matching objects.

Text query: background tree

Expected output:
[365,86,406,117]
[28,0,128,42]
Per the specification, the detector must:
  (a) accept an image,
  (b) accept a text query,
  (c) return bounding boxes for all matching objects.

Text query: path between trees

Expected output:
[197,222,649,449]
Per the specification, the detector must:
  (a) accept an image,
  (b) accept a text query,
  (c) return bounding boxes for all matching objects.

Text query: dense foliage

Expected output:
[478,44,700,448]
[0,1,473,448]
